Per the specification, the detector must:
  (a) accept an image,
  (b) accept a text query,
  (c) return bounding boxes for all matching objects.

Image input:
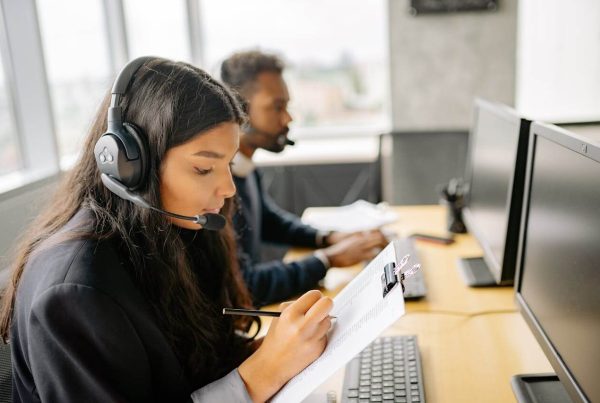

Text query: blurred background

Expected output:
[1,0,599,273]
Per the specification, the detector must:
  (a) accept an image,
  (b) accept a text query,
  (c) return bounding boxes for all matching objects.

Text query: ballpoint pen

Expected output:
[222,308,337,319]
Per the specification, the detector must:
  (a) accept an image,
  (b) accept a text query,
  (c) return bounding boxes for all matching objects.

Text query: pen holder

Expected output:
[441,196,466,234]
[439,178,467,234]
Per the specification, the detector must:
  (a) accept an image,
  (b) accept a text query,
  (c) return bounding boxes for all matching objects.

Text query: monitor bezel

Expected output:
[514,121,600,403]
[463,98,530,284]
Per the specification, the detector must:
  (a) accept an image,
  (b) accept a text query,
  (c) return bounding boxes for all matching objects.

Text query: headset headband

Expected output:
[108,56,155,131]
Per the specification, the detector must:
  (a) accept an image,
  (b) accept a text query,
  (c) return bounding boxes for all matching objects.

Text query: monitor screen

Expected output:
[516,124,600,403]
[464,100,529,282]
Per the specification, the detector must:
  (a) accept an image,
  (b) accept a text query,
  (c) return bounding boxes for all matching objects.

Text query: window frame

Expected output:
[0,0,59,190]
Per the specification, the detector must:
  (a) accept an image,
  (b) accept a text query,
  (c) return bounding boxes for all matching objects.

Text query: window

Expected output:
[200,0,389,135]
[124,0,191,62]
[36,0,112,160]
[0,51,21,176]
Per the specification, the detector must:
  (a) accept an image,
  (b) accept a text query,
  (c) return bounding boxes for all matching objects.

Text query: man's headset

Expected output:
[93,56,226,231]
[243,125,295,147]
[238,98,295,149]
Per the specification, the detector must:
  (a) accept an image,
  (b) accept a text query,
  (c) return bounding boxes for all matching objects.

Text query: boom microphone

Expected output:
[101,174,226,231]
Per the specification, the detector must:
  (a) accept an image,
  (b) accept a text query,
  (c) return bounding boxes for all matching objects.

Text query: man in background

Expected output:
[221,50,387,306]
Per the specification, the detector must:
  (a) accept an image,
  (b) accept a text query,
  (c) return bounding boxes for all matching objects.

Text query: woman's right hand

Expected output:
[238,290,333,402]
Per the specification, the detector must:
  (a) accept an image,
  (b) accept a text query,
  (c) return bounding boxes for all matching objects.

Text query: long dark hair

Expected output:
[0,57,253,387]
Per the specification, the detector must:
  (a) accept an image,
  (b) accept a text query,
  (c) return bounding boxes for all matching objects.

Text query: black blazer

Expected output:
[233,170,327,306]
[11,210,194,403]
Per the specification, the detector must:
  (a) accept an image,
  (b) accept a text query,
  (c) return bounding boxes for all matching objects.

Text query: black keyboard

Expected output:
[341,335,425,403]
[395,238,426,299]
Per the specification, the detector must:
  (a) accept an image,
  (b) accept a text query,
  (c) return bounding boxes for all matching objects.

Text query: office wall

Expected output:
[385,0,517,204]
[516,0,600,122]
[389,0,517,130]
[381,131,468,204]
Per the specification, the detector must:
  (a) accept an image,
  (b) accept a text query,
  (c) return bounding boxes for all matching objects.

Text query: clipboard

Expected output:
[272,240,417,403]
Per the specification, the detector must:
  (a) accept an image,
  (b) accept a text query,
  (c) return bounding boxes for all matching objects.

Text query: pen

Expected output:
[222,308,337,319]
[223,308,281,317]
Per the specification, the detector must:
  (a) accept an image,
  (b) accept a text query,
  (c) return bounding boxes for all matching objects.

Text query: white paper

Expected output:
[302,200,399,232]
[271,241,406,403]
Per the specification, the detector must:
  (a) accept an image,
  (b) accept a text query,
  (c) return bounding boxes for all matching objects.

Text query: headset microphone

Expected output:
[101,174,226,231]
[281,136,295,146]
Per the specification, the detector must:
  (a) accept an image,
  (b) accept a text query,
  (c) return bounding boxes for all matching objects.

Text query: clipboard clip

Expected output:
[381,254,422,298]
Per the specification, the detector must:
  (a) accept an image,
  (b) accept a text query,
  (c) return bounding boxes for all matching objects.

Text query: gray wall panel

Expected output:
[382,131,469,205]
[261,162,380,217]
[389,0,517,130]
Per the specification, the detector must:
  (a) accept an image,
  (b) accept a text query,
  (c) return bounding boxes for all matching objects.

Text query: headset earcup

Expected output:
[123,122,148,189]
[94,132,138,188]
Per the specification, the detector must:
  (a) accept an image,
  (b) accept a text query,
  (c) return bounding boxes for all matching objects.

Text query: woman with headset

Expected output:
[0,57,332,402]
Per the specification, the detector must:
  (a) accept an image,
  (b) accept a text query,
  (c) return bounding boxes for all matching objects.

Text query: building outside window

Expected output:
[124,0,191,62]
[37,0,112,161]
[199,0,390,136]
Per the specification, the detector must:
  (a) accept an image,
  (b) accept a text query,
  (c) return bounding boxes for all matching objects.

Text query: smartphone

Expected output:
[410,233,455,245]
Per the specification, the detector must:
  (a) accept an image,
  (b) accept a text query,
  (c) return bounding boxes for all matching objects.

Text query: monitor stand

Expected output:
[511,374,573,403]
[457,257,497,287]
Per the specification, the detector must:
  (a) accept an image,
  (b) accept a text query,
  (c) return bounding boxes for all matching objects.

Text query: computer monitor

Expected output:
[459,99,531,286]
[512,122,600,403]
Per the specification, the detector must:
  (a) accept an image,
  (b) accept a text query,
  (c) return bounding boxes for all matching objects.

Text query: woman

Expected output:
[0,57,332,402]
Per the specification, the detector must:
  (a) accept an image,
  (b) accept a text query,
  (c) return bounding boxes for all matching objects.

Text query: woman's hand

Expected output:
[238,290,333,402]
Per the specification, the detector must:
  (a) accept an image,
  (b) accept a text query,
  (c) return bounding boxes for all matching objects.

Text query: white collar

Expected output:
[231,152,255,177]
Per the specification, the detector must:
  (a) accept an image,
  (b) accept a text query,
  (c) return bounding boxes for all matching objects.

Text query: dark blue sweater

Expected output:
[233,170,327,306]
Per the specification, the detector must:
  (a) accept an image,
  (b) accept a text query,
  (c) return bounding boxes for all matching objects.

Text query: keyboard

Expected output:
[395,238,426,299]
[341,335,425,403]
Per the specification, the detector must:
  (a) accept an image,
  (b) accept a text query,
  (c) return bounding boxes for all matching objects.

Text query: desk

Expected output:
[266,205,553,402]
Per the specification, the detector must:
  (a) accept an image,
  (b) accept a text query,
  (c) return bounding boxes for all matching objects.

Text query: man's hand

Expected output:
[321,231,387,268]
[327,229,389,249]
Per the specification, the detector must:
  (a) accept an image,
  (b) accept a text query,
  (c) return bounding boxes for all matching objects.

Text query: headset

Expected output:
[93,56,225,231]
[236,89,295,150]
[242,125,295,148]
